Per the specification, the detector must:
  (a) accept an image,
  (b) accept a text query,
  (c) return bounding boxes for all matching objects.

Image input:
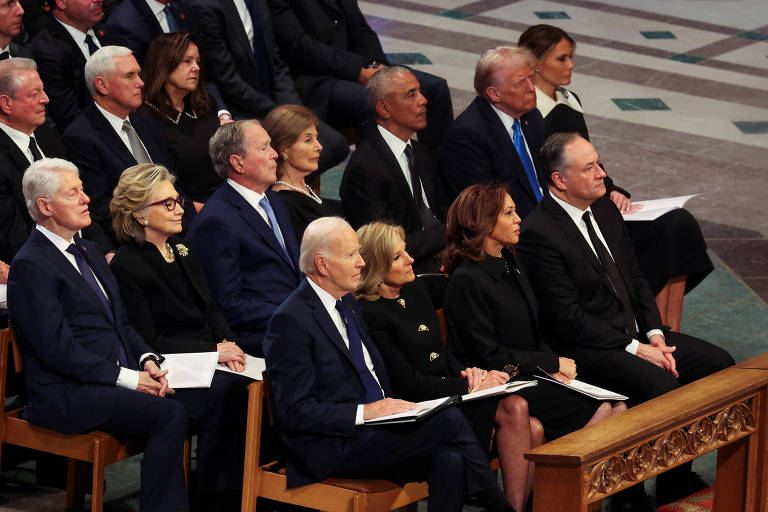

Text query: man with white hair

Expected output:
[63,45,188,253]
[438,46,546,220]
[29,0,122,129]
[0,58,66,267]
[7,158,190,511]
[264,217,516,512]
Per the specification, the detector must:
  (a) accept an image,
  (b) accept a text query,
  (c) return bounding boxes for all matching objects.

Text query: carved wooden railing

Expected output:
[525,365,768,511]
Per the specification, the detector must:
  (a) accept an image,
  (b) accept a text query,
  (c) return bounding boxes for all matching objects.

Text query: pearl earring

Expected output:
[143,220,149,226]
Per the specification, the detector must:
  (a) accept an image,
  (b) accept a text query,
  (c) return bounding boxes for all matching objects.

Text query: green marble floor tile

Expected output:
[611,98,670,111]
[733,121,768,134]
[438,9,472,20]
[739,31,768,41]
[669,53,705,64]
[534,11,570,19]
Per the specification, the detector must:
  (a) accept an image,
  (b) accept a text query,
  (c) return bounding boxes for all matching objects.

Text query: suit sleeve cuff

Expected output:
[646,329,664,340]
[117,367,139,390]
[625,339,640,355]
[355,404,365,425]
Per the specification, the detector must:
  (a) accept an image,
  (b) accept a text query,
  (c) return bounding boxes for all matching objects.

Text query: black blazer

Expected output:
[516,195,662,367]
[267,0,386,119]
[0,123,67,263]
[341,128,448,271]
[438,96,546,219]
[29,19,123,130]
[190,0,301,118]
[7,230,155,434]
[444,251,559,374]
[106,0,198,64]
[359,279,468,402]
[264,278,393,488]
[110,235,236,355]
[63,101,193,252]
[8,41,34,59]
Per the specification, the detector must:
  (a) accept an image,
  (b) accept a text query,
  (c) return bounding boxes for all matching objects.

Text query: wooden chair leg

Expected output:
[183,437,191,487]
[65,458,77,508]
[90,439,106,512]
[241,382,264,512]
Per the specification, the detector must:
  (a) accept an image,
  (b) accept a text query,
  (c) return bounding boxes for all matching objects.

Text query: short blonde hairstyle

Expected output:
[474,45,535,98]
[110,163,175,243]
[354,222,406,302]
[262,104,318,176]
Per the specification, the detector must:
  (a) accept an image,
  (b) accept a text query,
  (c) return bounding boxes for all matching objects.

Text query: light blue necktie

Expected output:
[259,196,293,268]
[512,119,542,202]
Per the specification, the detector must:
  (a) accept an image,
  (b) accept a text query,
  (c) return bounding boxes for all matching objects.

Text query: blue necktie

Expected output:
[66,244,129,367]
[163,5,178,32]
[335,300,384,403]
[85,34,99,56]
[512,119,542,202]
[259,197,293,268]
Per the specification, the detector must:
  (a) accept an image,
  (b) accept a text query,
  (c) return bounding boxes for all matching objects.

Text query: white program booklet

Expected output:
[160,352,219,389]
[622,194,698,222]
[364,396,457,425]
[216,354,266,381]
[536,368,628,401]
[460,380,538,402]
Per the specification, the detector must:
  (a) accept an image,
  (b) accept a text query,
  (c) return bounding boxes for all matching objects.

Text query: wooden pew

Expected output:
[525,366,768,511]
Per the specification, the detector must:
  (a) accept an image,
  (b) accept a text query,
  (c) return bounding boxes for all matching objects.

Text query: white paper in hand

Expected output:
[161,352,219,388]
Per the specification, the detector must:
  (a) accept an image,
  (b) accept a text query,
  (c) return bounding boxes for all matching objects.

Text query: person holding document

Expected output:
[264,216,517,512]
[109,163,247,510]
[356,221,544,512]
[517,24,713,331]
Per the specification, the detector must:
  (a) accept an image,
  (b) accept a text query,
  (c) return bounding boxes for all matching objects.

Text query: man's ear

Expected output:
[53,0,67,11]
[314,253,328,277]
[550,171,567,192]
[374,99,390,120]
[93,76,109,97]
[228,154,243,174]
[36,196,54,219]
[0,95,12,116]
[485,86,501,105]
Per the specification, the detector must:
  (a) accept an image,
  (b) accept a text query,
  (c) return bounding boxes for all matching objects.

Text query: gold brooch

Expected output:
[429,352,439,361]
[175,244,189,257]
[397,298,406,309]
[418,324,429,332]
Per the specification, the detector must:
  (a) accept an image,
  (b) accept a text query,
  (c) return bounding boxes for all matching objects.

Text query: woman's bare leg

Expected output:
[585,402,613,426]
[495,395,535,512]
[522,417,545,511]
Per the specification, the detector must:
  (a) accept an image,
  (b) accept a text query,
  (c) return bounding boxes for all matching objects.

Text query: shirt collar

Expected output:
[490,103,519,132]
[227,177,266,205]
[94,102,129,135]
[55,17,97,49]
[307,276,340,316]
[147,0,168,16]
[376,124,410,158]
[0,45,9,55]
[0,121,32,153]
[550,191,593,227]
[535,86,583,118]
[36,224,75,253]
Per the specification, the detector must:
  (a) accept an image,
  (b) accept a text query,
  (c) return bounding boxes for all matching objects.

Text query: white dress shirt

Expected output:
[94,103,152,161]
[0,122,45,164]
[227,178,270,224]
[306,277,383,425]
[549,193,663,353]
[35,225,148,389]
[56,17,101,59]
[146,0,173,32]
[377,125,430,208]
[490,104,543,197]
[231,0,254,47]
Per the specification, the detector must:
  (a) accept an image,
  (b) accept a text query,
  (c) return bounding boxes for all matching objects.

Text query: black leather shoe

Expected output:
[611,484,655,512]
[656,469,709,505]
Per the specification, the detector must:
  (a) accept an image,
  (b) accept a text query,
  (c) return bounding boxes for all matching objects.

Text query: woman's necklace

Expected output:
[144,101,198,125]
[162,242,175,263]
[274,180,322,204]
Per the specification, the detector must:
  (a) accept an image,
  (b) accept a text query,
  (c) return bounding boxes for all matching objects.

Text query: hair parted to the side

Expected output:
[517,24,575,60]
[474,45,535,98]
[0,58,37,98]
[262,104,318,175]
[354,222,406,301]
[365,65,412,112]
[84,46,134,97]
[110,163,175,243]
[208,119,262,179]
[442,182,510,275]
[539,132,582,185]
[300,216,351,275]
[22,158,79,222]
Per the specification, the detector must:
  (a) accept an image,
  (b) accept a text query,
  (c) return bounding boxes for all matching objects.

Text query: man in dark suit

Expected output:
[29,0,122,130]
[0,58,66,266]
[106,0,197,64]
[516,133,733,508]
[439,46,546,219]
[264,216,514,511]
[63,45,193,254]
[7,158,189,511]
[189,0,348,173]
[187,120,302,357]
[267,0,453,154]
[0,0,33,58]
[340,66,448,274]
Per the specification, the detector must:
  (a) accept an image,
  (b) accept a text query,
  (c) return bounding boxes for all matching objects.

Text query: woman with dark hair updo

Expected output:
[263,104,338,242]
[442,183,626,443]
[136,32,227,206]
[518,24,713,332]
[109,163,249,509]
[356,221,544,512]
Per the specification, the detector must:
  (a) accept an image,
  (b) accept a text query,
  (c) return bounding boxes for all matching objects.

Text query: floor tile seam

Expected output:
[699,251,768,305]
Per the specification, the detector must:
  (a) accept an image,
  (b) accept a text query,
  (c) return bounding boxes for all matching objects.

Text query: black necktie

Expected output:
[404,143,438,229]
[28,136,42,161]
[85,34,99,55]
[582,211,638,340]
[335,300,384,403]
[0,52,9,61]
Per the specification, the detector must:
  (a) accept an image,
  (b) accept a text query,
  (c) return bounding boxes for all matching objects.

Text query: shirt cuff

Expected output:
[625,339,640,355]
[116,367,139,390]
[138,352,158,369]
[355,404,365,425]
[647,329,664,341]
[217,109,232,119]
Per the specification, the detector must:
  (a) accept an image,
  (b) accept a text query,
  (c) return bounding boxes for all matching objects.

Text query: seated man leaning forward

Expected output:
[264,217,516,512]
[7,158,189,511]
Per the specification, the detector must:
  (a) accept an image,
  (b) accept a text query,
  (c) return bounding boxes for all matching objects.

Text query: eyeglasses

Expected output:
[143,196,185,212]
[502,364,520,379]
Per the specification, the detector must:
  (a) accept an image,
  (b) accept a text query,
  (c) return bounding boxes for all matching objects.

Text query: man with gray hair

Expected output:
[439,45,547,220]
[8,157,190,511]
[264,216,515,512]
[29,0,122,129]
[340,66,449,274]
[62,45,186,254]
[188,120,302,356]
[0,58,66,266]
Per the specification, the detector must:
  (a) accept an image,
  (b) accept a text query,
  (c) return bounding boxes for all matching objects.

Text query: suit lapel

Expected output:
[48,20,87,67]
[223,0,258,68]
[0,128,32,174]
[319,0,342,14]
[303,283,356,368]
[369,130,421,223]
[85,104,137,169]
[171,240,209,306]
[132,0,163,34]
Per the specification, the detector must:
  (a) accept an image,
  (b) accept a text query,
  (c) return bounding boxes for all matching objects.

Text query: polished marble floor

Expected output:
[2,0,767,509]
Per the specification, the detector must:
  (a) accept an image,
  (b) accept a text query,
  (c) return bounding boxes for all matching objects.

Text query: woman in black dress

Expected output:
[109,163,247,508]
[356,221,544,512]
[518,25,713,331]
[137,33,226,207]
[263,105,338,242]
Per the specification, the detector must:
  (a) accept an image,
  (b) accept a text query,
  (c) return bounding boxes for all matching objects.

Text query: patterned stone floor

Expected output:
[2,0,767,509]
